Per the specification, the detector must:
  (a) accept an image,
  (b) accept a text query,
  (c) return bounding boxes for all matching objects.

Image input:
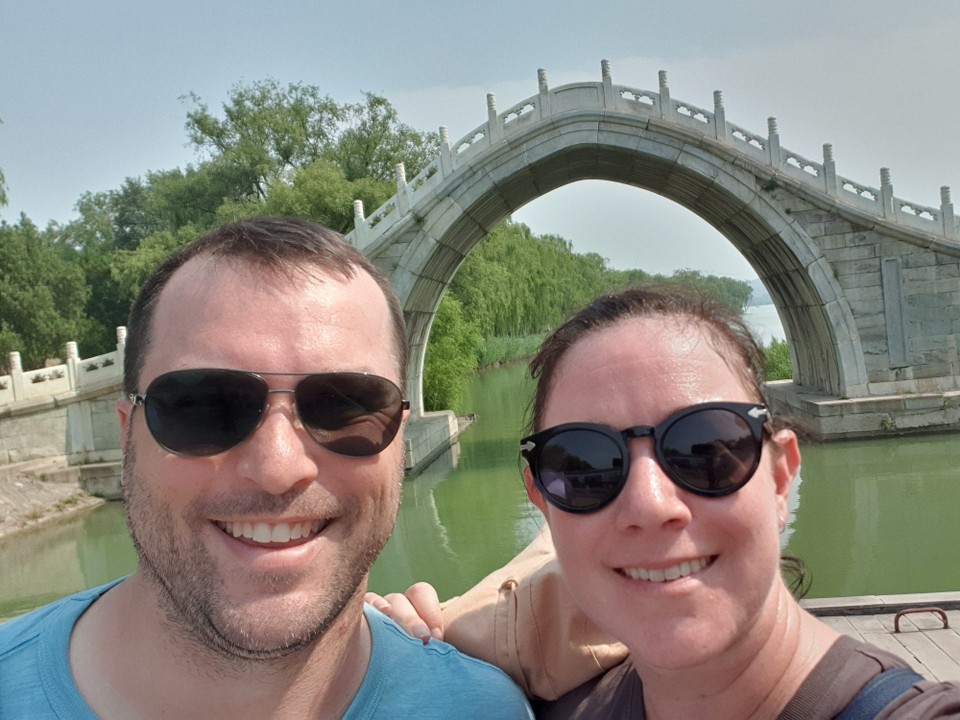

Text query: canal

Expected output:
[2,312,959,620]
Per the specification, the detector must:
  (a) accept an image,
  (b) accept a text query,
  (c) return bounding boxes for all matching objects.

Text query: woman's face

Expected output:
[525,315,800,671]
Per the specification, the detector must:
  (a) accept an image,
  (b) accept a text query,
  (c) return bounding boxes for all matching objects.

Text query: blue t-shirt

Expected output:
[0,581,532,719]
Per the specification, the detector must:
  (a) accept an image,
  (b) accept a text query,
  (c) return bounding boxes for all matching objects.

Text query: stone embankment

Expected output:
[0,461,104,542]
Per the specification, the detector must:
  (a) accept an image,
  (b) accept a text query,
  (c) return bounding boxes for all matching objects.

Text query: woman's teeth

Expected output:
[622,556,712,582]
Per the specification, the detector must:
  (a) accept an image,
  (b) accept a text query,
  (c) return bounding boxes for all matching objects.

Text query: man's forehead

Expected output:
[143,253,396,376]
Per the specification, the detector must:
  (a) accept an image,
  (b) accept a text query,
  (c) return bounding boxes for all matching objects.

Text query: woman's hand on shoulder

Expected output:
[364,582,444,644]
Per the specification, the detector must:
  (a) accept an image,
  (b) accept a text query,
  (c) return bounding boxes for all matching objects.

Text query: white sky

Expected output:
[2,1,959,280]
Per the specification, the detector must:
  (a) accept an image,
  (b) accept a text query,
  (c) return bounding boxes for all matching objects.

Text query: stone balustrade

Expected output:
[347,62,958,253]
[0,327,126,408]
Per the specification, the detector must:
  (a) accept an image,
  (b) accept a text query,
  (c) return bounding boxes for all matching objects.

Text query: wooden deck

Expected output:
[801,592,960,681]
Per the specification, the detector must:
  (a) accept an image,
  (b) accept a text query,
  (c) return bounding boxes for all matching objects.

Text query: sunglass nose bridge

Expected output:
[621,425,655,441]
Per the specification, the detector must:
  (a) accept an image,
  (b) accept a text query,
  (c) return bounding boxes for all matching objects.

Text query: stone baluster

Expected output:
[767,117,781,168]
[116,326,127,375]
[537,68,551,119]
[396,163,410,215]
[822,144,838,196]
[880,168,895,220]
[487,93,503,144]
[713,91,727,143]
[658,70,673,120]
[439,126,453,175]
[942,186,956,239]
[351,200,366,248]
[601,59,613,106]
[65,341,79,390]
[9,351,24,401]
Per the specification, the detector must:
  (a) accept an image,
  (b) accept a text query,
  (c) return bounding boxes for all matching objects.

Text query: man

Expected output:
[0,217,532,719]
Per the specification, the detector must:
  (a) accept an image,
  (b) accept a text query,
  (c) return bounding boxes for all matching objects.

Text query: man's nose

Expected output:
[234,396,319,495]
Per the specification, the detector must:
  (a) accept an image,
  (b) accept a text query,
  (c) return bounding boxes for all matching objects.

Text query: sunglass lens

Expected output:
[661,409,759,495]
[537,428,625,511]
[295,374,404,457]
[145,370,266,456]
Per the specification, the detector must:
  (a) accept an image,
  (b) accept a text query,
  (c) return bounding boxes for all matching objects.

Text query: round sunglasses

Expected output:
[520,402,769,513]
[129,368,409,458]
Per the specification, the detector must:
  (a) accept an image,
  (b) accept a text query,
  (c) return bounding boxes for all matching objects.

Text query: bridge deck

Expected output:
[805,593,960,681]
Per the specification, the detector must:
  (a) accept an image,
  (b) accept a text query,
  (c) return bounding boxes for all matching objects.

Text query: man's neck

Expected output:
[69,575,372,720]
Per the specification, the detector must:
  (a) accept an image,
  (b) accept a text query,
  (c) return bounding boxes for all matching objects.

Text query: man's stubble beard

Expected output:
[120,437,403,668]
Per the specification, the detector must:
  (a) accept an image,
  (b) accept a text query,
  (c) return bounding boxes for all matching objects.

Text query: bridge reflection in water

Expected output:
[3,361,958,623]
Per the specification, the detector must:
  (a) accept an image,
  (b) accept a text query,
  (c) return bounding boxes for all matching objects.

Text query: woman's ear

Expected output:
[770,428,801,518]
[522,464,548,515]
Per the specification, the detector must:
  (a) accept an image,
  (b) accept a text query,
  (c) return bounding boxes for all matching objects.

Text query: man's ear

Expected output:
[116,396,133,445]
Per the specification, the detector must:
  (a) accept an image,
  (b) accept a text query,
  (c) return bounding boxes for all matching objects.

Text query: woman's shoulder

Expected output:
[533,659,643,720]
[782,635,960,719]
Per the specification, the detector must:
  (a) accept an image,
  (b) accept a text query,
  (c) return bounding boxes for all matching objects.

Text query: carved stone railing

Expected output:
[346,61,957,251]
[0,327,126,407]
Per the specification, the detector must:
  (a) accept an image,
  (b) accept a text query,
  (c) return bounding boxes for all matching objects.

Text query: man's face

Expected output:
[116,255,406,660]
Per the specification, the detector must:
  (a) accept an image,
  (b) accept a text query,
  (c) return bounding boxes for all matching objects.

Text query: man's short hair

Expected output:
[123,216,408,395]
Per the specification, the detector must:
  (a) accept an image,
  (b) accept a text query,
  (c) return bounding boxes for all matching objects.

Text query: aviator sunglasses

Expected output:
[520,401,769,513]
[129,368,409,458]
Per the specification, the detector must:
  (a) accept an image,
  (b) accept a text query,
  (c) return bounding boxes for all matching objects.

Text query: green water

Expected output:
[2,361,958,622]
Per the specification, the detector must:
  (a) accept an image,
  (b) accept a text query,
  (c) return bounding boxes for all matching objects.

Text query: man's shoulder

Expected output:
[355,605,532,719]
[0,580,122,658]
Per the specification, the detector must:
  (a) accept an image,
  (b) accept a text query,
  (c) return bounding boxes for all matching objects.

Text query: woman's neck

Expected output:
[633,587,839,720]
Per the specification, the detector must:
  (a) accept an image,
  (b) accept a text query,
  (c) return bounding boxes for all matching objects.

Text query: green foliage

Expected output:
[661,268,753,314]
[477,334,546,369]
[0,217,91,368]
[422,295,483,412]
[258,160,394,233]
[763,338,793,380]
[184,81,439,199]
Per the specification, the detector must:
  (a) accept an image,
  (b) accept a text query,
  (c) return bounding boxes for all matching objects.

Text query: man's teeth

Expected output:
[216,520,323,543]
[622,556,711,583]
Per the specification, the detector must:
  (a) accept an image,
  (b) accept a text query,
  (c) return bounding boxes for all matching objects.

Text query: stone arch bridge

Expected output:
[348,61,960,439]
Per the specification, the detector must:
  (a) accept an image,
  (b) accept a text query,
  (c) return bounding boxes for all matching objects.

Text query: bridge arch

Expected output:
[348,63,960,438]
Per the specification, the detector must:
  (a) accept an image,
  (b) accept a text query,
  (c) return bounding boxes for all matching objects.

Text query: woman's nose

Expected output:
[612,438,693,531]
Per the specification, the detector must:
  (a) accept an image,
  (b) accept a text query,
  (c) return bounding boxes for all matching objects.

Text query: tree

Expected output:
[329,93,439,181]
[422,295,483,412]
[184,81,439,203]
[0,217,91,368]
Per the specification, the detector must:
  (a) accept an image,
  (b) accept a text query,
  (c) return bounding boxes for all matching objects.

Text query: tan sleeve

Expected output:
[440,525,628,700]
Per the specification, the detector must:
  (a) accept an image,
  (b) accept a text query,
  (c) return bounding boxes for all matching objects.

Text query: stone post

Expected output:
[767,117,781,168]
[351,200,366,249]
[822,144,837,196]
[116,326,127,378]
[395,162,410,215]
[537,68,551,119]
[941,186,955,239]
[66,341,79,390]
[487,93,503,144]
[601,59,613,106]
[713,91,727,143]
[658,70,672,120]
[880,168,895,220]
[439,126,453,175]
[9,351,24,401]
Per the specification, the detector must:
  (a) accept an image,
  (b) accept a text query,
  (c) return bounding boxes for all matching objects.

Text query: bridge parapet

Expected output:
[0,327,126,408]
[347,62,958,253]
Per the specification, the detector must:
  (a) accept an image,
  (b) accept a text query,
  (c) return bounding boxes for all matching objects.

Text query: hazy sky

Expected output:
[3,1,959,280]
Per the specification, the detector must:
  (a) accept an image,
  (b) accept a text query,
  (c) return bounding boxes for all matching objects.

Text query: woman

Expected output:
[371,285,960,718]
